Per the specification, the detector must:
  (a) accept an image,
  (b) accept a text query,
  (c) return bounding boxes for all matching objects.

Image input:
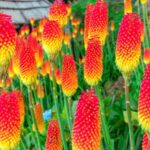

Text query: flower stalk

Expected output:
[124,76,135,150]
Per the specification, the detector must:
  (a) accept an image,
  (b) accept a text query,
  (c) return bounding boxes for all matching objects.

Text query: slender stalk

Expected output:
[137,0,140,15]
[124,76,135,150]
[68,97,73,122]
[28,87,42,150]
[21,135,28,150]
[44,77,50,108]
[142,5,149,48]
[26,115,38,149]
[51,61,68,150]
[95,85,113,150]
[64,96,72,134]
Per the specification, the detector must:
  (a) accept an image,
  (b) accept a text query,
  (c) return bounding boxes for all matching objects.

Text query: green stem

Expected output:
[28,87,42,150]
[64,96,72,134]
[51,61,68,150]
[44,77,50,108]
[124,76,135,150]
[68,97,73,122]
[142,5,149,48]
[95,85,113,150]
[26,114,38,149]
[21,135,28,150]
[137,0,140,15]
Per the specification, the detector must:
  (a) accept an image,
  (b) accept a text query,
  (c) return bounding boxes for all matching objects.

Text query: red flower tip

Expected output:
[11,90,25,125]
[84,38,103,86]
[84,4,94,49]
[0,13,16,70]
[116,13,143,75]
[138,64,150,132]
[33,103,45,134]
[88,1,108,46]
[142,133,149,150]
[12,37,25,77]
[62,55,78,97]
[19,42,37,86]
[143,48,150,64]
[72,90,101,150]
[45,119,62,150]
[42,20,63,59]
[48,0,69,27]
[0,92,21,149]
[124,0,132,15]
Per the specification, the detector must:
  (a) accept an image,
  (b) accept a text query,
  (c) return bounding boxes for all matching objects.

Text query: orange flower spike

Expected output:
[138,64,150,132]
[36,83,45,99]
[74,26,78,34]
[48,0,69,27]
[35,45,44,68]
[66,4,71,16]
[72,32,77,39]
[142,133,149,150]
[19,42,37,86]
[8,61,15,78]
[110,21,115,31]
[70,13,74,20]
[39,17,48,33]
[84,4,94,49]
[0,13,16,69]
[62,55,78,97]
[42,20,63,59]
[12,90,25,125]
[143,48,150,64]
[12,37,25,77]
[64,33,71,46]
[33,103,45,134]
[31,28,38,37]
[72,90,101,150]
[6,77,11,88]
[45,119,62,150]
[72,19,80,26]
[45,61,51,74]
[80,28,84,35]
[0,80,3,88]
[84,39,103,86]
[20,25,29,36]
[88,1,108,46]
[0,92,21,149]
[124,0,132,15]
[116,13,143,76]
[30,17,35,26]
[55,68,62,85]
[40,61,49,76]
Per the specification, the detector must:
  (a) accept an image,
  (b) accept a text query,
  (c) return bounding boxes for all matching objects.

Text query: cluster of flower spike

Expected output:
[83,0,108,86]
[116,13,143,76]
[84,38,103,86]
[48,0,70,27]
[62,55,78,97]
[0,91,25,149]
[45,119,62,150]
[0,13,16,77]
[84,1,108,47]
[124,0,132,15]
[72,89,101,150]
